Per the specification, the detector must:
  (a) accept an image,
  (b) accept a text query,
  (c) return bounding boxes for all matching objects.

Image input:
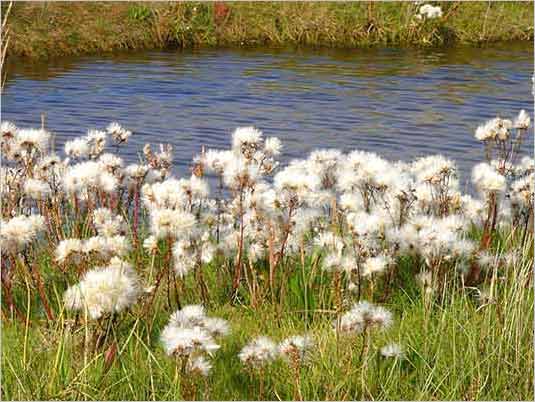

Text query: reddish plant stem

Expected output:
[143,264,169,317]
[30,263,55,321]
[1,262,25,322]
[231,190,245,299]
[132,184,140,249]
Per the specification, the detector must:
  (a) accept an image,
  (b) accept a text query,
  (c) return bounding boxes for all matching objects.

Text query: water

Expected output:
[2,44,533,185]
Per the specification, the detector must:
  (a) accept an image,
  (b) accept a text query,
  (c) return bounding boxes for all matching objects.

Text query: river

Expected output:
[3,43,533,186]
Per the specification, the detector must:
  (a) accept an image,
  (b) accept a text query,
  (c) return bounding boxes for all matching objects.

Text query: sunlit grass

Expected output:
[2,232,533,400]
[6,2,534,60]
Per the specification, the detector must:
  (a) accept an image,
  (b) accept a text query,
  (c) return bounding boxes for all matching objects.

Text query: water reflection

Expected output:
[2,43,533,184]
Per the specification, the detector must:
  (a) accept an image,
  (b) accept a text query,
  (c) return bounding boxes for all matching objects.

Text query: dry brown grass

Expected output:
[5,2,534,60]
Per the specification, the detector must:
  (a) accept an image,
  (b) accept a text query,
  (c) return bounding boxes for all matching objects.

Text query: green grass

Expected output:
[2,229,533,400]
[5,2,534,60]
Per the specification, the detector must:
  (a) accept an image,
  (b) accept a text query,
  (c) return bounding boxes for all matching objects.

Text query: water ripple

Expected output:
[2,44,533,184]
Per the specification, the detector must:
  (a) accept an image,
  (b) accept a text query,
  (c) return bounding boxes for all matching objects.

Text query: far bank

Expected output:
[5,2,534,61]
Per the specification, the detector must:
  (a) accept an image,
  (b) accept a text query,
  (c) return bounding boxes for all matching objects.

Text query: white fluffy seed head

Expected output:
[362,255,391,277]
[514,109,531,129]
[63,258,141,319]
[24,178,51,200]
[418,4,442,19]
[278,335,314,363]
[264,137,282,156]
[161,325,218,356]
[65,138,90,159]
[380,342,405,359]
[63,161,118,196]
[161,305,226,359]
[107,122,132,143]
[474,117,512,141]
[337,301,393,335]
[232,126,263,153]
[16,128,51,153]
[55,238,84,264]
[239,336,278,368]
[170,304,206,327]
[187,356,212,377]
[1,214,45,253]
[472,163,506,194]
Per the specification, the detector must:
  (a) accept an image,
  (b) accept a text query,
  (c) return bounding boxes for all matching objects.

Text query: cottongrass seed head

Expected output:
[239,336,279,368]
[337,301,393,335]
[380,342,405,359]
[161,305,229,360]
[63,257,141,319]
[278,335,314,364]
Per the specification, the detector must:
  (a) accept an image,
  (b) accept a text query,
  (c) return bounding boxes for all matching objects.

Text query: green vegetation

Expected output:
[1,115,534,400]
[2,233,533,400]
[6,2,534,60]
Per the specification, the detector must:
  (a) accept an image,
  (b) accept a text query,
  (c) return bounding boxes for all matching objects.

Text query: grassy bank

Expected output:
[5,2,534,60]
[2,229,534,400]
[1,113,534,399]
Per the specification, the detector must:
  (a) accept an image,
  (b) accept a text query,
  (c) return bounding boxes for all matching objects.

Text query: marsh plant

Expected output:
[0,110,533,400]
